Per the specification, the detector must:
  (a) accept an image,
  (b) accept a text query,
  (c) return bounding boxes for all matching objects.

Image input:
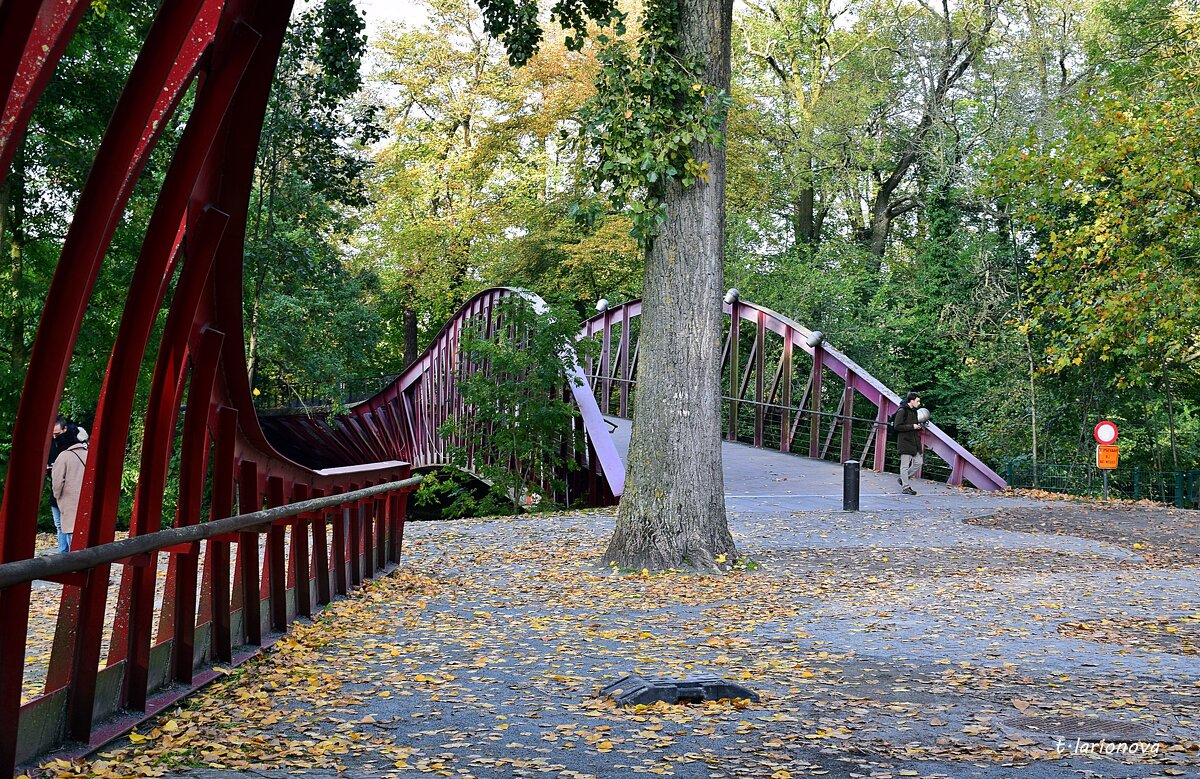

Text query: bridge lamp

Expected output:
[724,288,739,304]
[806,331,825,348]
[596,298,609,313]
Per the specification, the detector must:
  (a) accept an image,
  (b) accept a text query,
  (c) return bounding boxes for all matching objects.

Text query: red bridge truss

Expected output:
[260,288,1004,497]
[580,296,1007,492]
[259,287,626,506]
[0,2,419,773]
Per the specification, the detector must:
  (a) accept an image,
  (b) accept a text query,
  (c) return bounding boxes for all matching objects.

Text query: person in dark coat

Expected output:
[47,415,72,553]
[51,424,89,554]
[894,392,924,495]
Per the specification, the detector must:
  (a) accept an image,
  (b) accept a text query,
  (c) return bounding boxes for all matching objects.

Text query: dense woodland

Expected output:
[0,0,1197,515]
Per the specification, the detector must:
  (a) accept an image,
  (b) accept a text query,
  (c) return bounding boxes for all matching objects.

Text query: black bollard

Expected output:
[843,460,860,512]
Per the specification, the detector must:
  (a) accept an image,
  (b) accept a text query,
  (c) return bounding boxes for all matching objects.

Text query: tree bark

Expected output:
[1163,371,1179,470]
[602,0,737,572]
[403,305,418,368]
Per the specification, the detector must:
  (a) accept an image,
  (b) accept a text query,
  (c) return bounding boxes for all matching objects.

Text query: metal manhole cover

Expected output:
[601,673,759,706]
[1000,715,1160,743]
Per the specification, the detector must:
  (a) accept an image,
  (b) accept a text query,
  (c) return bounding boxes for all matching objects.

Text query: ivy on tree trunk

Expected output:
[478,0,739,571]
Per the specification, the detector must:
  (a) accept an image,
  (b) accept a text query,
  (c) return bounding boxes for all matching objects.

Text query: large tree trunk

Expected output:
[602,0,737,572]
[792,153,816,247]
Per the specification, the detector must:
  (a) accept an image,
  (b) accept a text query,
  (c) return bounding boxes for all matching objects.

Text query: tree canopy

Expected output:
[3,0,1198,526]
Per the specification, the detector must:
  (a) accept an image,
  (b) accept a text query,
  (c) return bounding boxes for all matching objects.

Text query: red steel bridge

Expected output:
[0,1,1003,775]
[258,290,1005,497]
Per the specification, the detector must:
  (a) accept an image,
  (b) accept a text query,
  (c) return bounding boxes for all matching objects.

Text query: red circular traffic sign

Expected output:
[1094,420,1119,445]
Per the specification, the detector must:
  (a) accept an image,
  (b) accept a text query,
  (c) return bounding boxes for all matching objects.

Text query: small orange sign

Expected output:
[1097,444,1119,470]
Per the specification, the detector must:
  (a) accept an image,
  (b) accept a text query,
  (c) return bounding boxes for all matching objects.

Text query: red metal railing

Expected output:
[581,297,1007,491]
[0,473,417,769]
[259,288,626,505]
[0,2,426,774]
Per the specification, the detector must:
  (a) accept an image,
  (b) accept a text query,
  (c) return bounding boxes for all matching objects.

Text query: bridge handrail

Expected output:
[0,476,422,591]
[357,287,625,496]
[580,297,1006,491]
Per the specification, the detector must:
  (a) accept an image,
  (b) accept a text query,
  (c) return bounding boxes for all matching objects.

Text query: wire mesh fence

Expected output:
[1004,461,1199,508]
[253,374,401,412]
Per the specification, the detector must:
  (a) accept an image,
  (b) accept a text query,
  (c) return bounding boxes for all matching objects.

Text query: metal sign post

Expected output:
[1094,420,1120,501]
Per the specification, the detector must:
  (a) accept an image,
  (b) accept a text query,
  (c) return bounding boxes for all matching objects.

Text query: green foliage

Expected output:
[437,296,586,512]
[474,0,616,64]
[473,0,731,245]
[994,21,1200,388]
[364,0,644,360]
[246,0,385,403]
[570,2,731,244]
[412,469,512,519]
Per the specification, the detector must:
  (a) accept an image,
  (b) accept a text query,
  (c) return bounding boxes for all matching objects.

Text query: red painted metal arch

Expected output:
[0,2,418,773]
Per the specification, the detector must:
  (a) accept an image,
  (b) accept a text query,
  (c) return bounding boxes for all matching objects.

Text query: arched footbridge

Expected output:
[259,289,1006,500]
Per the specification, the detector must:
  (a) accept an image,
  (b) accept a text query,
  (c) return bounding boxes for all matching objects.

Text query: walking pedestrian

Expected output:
[894,392,924,495]
[51,424,89,554]
[48,415,72,554]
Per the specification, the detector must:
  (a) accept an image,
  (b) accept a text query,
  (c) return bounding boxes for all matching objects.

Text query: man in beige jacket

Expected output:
[51,427,88,554]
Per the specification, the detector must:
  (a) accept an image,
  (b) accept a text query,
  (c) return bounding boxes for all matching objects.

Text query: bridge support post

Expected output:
[779,334,793,451]
[206,408,237,663]
[267,478,288,632]
[332,504,348,597]
[754,313,765,447]
[361,497,374,580]
[727,301,740,441]
[238,461,262,646]
[349,500,363,587]
[292,485,312,619]
[313,492,332,606]
[839,384,855,464]
[873,402,891,473]
[808,346,824,458]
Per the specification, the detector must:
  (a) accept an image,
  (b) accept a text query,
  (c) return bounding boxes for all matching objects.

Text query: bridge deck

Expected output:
[607,416,1014,515]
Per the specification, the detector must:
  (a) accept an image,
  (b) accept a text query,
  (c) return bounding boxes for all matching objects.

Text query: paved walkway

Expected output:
[34,432,1200,779]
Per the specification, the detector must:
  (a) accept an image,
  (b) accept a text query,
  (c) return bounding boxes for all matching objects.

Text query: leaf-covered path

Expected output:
[33,479,1200,779]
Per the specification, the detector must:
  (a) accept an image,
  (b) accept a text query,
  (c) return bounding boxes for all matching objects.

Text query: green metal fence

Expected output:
[1004,461,1199,508]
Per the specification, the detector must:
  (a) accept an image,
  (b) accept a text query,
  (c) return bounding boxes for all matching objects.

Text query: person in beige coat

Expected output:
[51,427,88,553]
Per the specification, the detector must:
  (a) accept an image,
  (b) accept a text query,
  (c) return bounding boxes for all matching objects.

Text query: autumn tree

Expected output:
[475,0,738,570]
[997,0,1199,467]
[244,0,384,402]
[363,0,641,367]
